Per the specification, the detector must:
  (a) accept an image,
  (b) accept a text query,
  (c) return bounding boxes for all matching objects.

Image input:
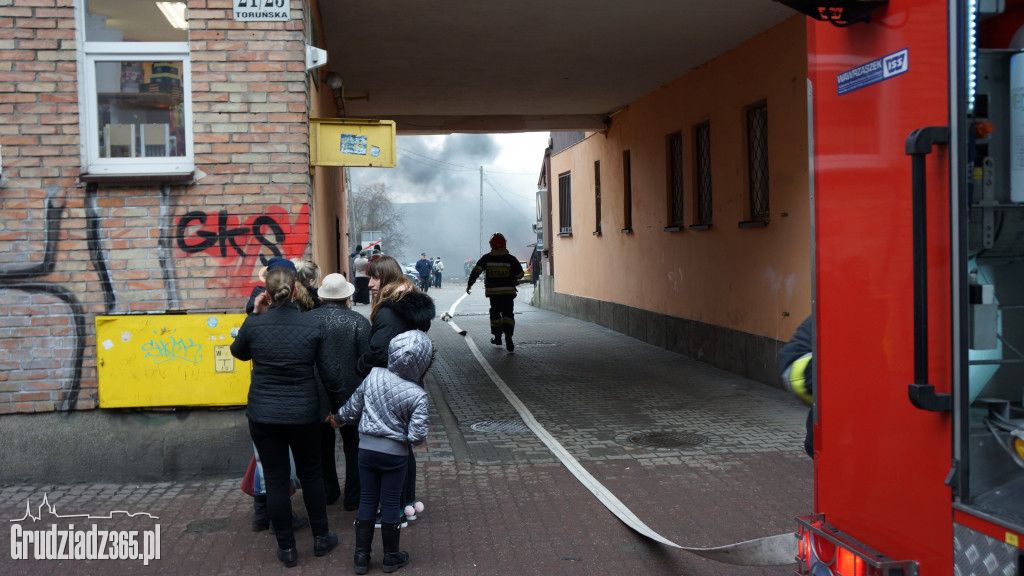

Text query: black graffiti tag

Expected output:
[176,210,286,256]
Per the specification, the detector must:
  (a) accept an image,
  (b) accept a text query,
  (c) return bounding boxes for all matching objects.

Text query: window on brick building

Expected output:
[78,0,194,176]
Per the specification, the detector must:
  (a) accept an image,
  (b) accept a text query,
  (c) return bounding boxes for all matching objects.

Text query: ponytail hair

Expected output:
[265,267,296,305]
[292,259,320,312]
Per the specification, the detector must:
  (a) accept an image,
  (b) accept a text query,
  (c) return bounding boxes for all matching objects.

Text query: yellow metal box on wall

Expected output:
[309,118,396,167]
[95,314,250,408]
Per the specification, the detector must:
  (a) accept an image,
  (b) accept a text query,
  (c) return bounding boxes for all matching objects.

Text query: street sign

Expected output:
[233,0,290,22]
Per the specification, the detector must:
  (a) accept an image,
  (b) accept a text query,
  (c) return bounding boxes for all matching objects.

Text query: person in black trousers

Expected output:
[467,233,524,351]
[310,273,371,510]
[231,258,342,567]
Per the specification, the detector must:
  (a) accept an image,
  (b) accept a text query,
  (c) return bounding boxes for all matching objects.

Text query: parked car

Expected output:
[519,261,533,285]
[401,262,419,285]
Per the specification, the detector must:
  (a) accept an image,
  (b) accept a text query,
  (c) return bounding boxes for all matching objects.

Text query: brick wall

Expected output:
[0,0,317,414]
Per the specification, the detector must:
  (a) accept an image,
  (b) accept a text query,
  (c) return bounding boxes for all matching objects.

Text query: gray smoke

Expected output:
[348,134,544,273]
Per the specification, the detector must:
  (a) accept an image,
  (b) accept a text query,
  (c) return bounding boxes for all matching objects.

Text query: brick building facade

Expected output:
[0,0,342,482]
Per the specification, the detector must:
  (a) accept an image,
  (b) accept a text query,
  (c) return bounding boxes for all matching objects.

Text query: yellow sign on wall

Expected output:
[309,118,396,167]
[95,314,251,408]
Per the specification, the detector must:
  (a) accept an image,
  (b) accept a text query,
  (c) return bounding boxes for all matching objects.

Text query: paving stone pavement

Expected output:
[0,285,813,575]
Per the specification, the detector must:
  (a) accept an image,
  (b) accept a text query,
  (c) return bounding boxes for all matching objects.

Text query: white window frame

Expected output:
[76,6,193,176]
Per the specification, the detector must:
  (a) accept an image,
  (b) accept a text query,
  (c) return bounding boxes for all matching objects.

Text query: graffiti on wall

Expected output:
[0,186,87,411]
[174,205,310,296]
[1,185,311,412]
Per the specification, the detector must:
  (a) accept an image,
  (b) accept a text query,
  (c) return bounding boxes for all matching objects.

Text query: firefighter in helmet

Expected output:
[466,233,524,352]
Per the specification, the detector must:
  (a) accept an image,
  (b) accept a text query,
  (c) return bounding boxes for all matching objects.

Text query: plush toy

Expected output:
[404,501,424,521]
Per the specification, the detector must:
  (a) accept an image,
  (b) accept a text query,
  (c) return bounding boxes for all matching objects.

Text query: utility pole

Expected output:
[479,166,484,256]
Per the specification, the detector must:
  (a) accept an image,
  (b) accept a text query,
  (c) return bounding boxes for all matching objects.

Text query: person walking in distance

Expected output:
[353,251,371,305]
[414,253,432,293]
[466,233,524,351]
[432,256,444,288]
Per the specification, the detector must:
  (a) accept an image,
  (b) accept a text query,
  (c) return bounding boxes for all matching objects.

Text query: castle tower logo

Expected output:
[9,493,160,565]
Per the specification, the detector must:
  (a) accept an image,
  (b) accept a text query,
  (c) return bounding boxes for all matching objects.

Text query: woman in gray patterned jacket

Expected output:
[329,329,431,575]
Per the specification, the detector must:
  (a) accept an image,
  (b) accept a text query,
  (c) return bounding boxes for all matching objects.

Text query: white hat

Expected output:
[319,273,355,300]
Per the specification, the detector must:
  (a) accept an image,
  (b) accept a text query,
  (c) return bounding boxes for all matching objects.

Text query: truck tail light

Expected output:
[795,514,919,576]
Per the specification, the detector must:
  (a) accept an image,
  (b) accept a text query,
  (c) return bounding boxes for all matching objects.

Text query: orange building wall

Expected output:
[550,15,811,342]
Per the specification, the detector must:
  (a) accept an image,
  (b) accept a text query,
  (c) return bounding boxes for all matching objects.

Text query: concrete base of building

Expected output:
[531,275,785,390]
[1,408,251,485]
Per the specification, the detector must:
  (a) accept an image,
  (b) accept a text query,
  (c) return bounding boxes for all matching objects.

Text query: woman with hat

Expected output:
[310,274,371,510]
[231,258,343,567]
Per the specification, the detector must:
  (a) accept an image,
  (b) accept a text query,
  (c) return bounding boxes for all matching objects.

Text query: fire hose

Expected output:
[441,292,796,566]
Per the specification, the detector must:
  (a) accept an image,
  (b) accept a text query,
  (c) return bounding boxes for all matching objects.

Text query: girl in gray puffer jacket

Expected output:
[330,329,431,575]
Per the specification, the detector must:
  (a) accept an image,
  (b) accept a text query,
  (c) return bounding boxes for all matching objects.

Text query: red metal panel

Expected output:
[808,1,953,574]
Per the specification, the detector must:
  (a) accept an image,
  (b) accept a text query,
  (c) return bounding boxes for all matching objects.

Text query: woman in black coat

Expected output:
[231,259,342,567]
[355,255,435,525]
[356,256,435,378]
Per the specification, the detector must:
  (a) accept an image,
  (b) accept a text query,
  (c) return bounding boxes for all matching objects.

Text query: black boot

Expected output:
[490,334,502,346]
[354,518,375,575]
[269,511,309,532]
[252,494,269,532]
[381,521,410,573]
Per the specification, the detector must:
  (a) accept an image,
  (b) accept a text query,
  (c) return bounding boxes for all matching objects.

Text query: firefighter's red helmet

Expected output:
[489,233,507,250]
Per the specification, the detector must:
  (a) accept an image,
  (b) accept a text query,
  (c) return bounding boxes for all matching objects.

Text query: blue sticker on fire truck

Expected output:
[837,48,909,95]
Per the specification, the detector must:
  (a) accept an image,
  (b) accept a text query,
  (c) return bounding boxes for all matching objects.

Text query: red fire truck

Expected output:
[784,0,1024,574]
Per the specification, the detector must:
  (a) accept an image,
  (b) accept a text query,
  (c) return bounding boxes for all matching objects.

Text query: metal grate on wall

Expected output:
[668,132,684,227]
[747,104,769,221]
[695,122,712,225]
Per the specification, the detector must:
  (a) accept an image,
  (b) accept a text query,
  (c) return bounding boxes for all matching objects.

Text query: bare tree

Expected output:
[348,182,407,257]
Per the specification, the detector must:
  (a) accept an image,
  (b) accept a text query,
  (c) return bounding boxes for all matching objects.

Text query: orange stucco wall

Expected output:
[550,15,811,341]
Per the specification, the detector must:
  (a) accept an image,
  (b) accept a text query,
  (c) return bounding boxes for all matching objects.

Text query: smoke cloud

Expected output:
[348,133,547,274]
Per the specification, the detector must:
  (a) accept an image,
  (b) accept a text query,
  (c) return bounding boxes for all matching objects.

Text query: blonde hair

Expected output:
[367,255,418,322]
[292,259,320,312]
[265,267,296,305]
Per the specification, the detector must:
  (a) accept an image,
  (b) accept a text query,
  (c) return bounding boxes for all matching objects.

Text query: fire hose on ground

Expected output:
[440,292,796,566]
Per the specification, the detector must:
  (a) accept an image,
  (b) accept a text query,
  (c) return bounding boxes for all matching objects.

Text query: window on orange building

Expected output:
[558,172,572,235]
[694,121,713,227]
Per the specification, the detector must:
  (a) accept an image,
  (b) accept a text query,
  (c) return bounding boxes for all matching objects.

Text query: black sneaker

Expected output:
[313,532,339,557]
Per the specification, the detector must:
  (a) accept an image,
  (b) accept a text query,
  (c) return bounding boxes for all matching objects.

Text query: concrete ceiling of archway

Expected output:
[318,0,796,134]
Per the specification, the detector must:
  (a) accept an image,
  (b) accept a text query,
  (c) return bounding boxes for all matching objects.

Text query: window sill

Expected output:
[663,226,682,232]
[738,220,768,229]
[620,228,633,234]
[80,172,195,186]
[688,224,711,231]
[558,232,573,237]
